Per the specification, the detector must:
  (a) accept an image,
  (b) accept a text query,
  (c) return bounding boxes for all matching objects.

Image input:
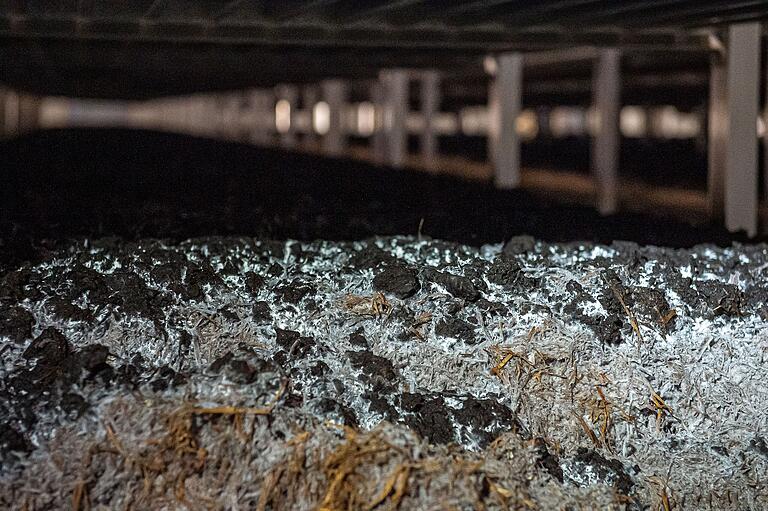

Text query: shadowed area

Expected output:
[0,128,748,266]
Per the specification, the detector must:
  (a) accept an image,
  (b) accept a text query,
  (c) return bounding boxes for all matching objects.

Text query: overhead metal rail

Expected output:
[2,1,767,51]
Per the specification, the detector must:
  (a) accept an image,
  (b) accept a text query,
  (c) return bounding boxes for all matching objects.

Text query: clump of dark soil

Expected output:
[0,305,34,343]
[348,350,399,392]
[244,272,266,295]
[252,301,272,322]
[532,438,565,482]
[347,245,399,271]
[630,286,676,332]
[22,327,72,362]
[0,423,30,469]
[502,235,537,256]
[1,328,122,466]
[275,328,316,359]
[394,392,520,448]
[568,448,635,496]
[373,265,420,299]
[275,280,316,304]
[486,257,536,291]
[453,396,520,447]
[696,280,742,317]
[209,352,279,385]
[398,393,456,445]
[435,317,478,344]
[422,268,480,301]
[348,329,369,348]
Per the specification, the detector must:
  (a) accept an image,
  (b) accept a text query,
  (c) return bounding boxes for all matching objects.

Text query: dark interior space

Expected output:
[438,135,709,189]
[0,128,743,270]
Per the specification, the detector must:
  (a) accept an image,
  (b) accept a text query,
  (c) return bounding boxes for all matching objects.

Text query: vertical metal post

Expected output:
[381,69,409,168]
[591,48,621,215]
[18,93,42,134]
[321,79,347,157]
[214,94,227,139]
[420,70,440,168]
[196,95,210,136]
[371,81,387,164]
[249,89,274,146]
[0,87,5,137]
[488,53,523,189]
[302,85,319,150]
[275,84,299,149]
[724,22,760,236]
[708,53,727,220]
[222,95,242,140]
[763,43,768,206]
[3,89,19,137]
[0,87,6,137]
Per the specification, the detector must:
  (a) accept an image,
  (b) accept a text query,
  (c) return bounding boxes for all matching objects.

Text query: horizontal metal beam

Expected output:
[0,16,713,52]
[2,1,767,37]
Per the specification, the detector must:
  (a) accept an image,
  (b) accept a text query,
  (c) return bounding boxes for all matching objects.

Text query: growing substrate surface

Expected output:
[1,235,767,510]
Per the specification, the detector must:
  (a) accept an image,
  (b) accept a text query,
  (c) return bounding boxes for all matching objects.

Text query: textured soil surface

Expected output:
[1,235,767,510]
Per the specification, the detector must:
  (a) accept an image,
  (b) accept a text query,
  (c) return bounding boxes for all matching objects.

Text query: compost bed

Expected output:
[0,129,767,510]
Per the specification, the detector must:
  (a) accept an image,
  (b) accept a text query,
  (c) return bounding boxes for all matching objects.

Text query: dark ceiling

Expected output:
[1,1,766,98]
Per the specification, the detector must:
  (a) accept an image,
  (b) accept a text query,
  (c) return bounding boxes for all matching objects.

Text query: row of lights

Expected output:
[34,93,705,142]
[280,101,704,140]
[277,100,377,137]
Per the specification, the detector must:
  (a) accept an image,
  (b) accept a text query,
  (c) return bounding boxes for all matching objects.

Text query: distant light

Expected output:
[275,99,291,133]
[620,106,646,138]
[460,106,488,136]
[356,102,376,136]
[707,33,725,54]
[313,101,330,135]
[434,113,459,135]
[586,107,599,137]
[460,107,538,139]
[38,98,70,128]
[3,90,19,132]
[515,109,538,141]
[676,112,701,139]
[650,106,701,139]
[549,106,586,138]
[652,107,676,138]
[406,112,425,133]
[758,117,766,138]
[483,56,498,76]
